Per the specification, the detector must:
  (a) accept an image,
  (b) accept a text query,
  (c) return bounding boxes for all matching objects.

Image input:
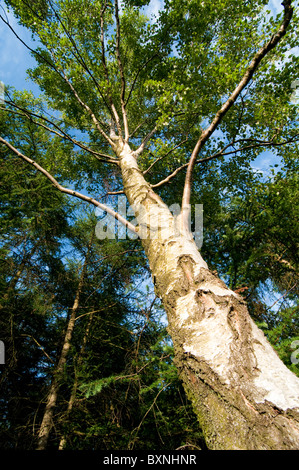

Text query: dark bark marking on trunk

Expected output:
[177,351,299,449]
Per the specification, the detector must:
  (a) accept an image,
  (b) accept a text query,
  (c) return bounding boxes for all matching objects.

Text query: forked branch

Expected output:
[0,5,118,149]
[46,0,113,116]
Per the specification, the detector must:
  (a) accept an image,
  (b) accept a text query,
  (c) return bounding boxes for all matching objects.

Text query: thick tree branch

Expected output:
[181,0,294,229]
[0,137,137,234]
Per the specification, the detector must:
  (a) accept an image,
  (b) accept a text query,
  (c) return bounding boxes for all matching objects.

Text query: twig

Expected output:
[21,334,55,364]
[151,134,299,189]
[131,382,171,448]
[46,0,112,115]
[266,282,297,311]
[0,7,117,148]
[134,126,158,157]
[99,1,122,136]
[143,138,188,175]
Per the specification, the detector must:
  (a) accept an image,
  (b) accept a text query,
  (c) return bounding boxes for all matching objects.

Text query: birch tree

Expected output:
[1,0,299,449]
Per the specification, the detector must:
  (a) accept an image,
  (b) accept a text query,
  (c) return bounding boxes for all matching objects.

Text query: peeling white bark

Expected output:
[251,320,299,410]
[178,292,234,383]
[176,286,299,411]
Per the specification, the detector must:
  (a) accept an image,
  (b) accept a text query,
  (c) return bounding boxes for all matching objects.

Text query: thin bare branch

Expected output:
[99,2,122,136]
[132,383,171,446]
[60,69,116,148]
[21,334,55,365]
[266,282,297,311]
[133,125,158,158]
[150,134,299,188]
[213,134,299,158]
[106,190,125,195]
[0,137,137,234]
[124,21,176,108]
[100,1,110,84]
[46,0,113,115]
[0,6,117,149]
[0,11,60,73]
[150,162,188,188]
[124,51,160,108]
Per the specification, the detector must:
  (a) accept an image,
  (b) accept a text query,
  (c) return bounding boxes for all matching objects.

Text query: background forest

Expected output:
[0,0,298,451]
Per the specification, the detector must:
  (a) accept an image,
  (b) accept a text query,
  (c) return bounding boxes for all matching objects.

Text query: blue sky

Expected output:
[0,8,39,94]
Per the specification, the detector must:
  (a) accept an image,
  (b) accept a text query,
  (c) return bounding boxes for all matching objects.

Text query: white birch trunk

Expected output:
[117,140,299,450]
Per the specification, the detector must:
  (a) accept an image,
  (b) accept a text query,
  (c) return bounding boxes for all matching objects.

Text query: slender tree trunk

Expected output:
[117,141,299,450]
[36,236,93,450]
[58,309,94,450]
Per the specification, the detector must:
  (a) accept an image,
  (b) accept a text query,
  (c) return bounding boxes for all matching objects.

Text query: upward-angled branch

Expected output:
[150,133,299,189]
[181,0,294,230]
[143,138,189,175]
[124,20,175,108]
[60,69,117,148]
[124,52,160,108]
[99,1,122,137]
[134,126,158,158]
[0,137,137,234]
[0,10,116,149]
[114,0,129,141]
[99,1,110,85]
